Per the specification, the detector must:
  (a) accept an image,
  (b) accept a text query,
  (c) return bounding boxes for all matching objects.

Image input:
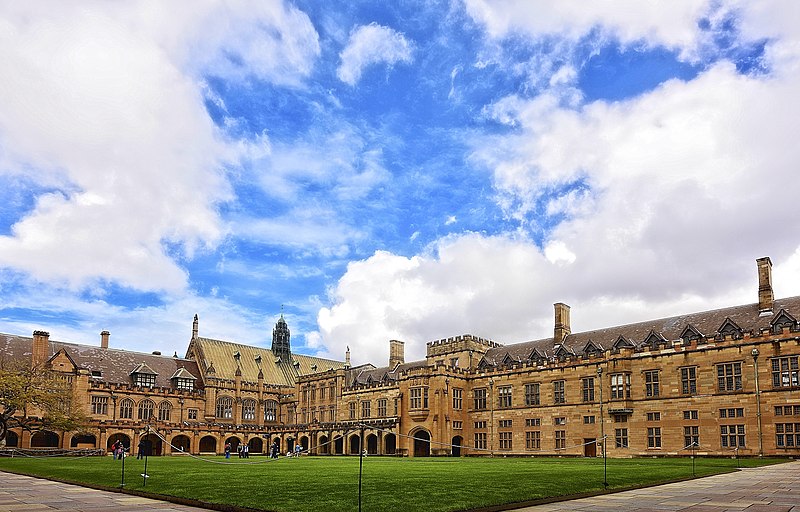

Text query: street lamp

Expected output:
[752,348,763,457]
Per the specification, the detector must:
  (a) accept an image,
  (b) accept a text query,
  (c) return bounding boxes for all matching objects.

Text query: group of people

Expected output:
[111,439,126,460]
[269,440,303,458]
[223,442,251,458]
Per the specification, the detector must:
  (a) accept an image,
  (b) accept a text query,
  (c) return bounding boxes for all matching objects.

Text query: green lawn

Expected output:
[0,455,788,512]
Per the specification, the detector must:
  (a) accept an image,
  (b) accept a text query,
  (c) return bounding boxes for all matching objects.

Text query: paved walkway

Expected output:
[1,460,799,511]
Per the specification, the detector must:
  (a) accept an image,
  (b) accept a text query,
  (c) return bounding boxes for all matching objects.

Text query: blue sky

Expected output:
[1,1,800,365]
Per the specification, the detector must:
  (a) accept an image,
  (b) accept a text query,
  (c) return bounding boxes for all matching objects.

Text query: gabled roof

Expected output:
[130,362,158,375]
[171,367,197,380]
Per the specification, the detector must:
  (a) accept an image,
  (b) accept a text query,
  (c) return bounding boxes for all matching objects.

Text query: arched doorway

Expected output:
[300,435,309,451]
[349,434,361,455]
[384,433,396,455]
[70,434,97,448]
[140,433,162,456]
[199,435,217,453]
[225,436,241,453]
[451,436,463,456]
[286,437,295,453]
[334,435,344,454]
[107,433,131,453]
[318,435,329,455]
[248,437,263,454]
[30,430,59,448]
[366,433,378,455]
[5,431,19,447]
[412,429,430,457]
[172,435,191,453]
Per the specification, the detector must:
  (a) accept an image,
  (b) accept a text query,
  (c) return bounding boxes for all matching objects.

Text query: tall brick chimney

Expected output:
[389,340,405,368]
[100,330,110,349]
[757,257,774,313]
[553,303,571,344]
[31,330,50,367]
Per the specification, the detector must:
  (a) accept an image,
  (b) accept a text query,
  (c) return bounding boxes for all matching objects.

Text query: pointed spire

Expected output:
[272,312,292,363]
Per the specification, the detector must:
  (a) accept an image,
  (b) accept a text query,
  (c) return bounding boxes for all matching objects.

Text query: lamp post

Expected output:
[597,366,607,488]
[752,348,763,457]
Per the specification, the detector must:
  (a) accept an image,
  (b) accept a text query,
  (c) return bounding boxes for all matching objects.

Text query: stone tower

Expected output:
[272,314,292,363]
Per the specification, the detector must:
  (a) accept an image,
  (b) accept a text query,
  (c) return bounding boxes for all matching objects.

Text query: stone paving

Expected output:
[1,460,799,511]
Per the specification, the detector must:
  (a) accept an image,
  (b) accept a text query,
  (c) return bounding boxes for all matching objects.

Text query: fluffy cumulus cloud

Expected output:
[337,23,414,86]
[0,1,320,291]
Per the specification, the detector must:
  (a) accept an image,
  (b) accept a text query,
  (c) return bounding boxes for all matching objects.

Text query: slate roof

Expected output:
[349,360,429,386]
[480,296,800,366]
[0,333,203,389]
[186,336,345,387]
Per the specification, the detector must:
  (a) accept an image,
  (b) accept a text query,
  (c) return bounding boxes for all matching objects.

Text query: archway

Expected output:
[70,434,96,448]
[106,433,131,453]
[199,435,217,453]
[384,433,396,455]
[334,435,344,454]
[300,435,309,451]
[318,435,329,455]
[366,433,378,455]
[225,436,241,453]
[5,431,19,447]
[30,430,59,448]
[248,437,263,454]
[172,435,191,453]
[412,429,430,457]
[451,436,463,457]
[349,434,361,455]
[286,437,295,453]
[140,432,162,456]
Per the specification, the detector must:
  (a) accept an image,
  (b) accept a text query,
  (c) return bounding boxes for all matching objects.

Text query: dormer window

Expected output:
[170,367,197,392]
[175,378,194,391]
[130,362,158,388]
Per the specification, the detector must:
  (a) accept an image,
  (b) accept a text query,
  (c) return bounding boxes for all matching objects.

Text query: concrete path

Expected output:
[1,460,799,511]
[518,460,800,512]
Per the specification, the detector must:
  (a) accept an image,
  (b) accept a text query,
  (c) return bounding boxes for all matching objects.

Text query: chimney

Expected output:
[345,346,351,369]
[31,330,50,367]
[192,314,199,340]
[100,330,110,349]
[757,257,774,313]
[389,340,405,368]
[553,303,571,344]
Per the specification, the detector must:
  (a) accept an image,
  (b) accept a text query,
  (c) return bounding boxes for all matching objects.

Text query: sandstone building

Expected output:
[2,257,799,458]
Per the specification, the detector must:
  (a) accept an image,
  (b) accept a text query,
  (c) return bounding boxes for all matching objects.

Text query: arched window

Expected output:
[216,396,233,419]
[119,398,134,419]
[264,399,278,422]
[158,401,172,422]
[242,399,256,421]
[138,399,155,421]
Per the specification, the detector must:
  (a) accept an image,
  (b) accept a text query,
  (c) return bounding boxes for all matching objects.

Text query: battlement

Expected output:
[426,334,502,359]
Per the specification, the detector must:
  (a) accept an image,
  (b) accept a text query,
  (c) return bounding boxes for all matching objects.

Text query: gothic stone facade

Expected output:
[2,257,800,458]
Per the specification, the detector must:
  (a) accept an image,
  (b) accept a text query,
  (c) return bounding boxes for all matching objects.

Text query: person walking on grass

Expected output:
[224,442,231,459]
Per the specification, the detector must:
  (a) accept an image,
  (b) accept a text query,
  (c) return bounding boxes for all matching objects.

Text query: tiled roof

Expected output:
[0,333,203,389]
[350,360,428,386]
[187,336,344,387]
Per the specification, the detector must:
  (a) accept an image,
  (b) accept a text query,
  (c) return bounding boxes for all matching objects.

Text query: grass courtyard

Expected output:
[0,454,788,512]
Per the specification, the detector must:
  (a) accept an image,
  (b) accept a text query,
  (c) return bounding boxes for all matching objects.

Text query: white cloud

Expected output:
[337,23,414,86]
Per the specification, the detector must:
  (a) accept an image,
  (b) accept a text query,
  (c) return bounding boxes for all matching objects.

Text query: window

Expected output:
[473,388,487,410]
[288,406,296,423]
[450,357,459,367]
[138,399,154,421]
[361,400,371,418]
[91,396,108,415]
[377,398,387,417]
[555,430,566,450]
[410,387,428,409]
[553,380,566,404]
[119,399,133,419]
[311,386,316,401]
[133,372,156,388]
[329,382,336,399]
[452,388,463,410]
[615,428,629,448]
[554,417,566,425]
[717,362,743,392]
[772,357,800,388]
[310,406,317,422]
[646,412,661,421]
[719,408,744,418]
[644,370,660,397]
[215,397,233,419]
[680,367,697,395]
[175,378,194,391]
[647,427,662,448]
[187,408,198,420]
[498,386,512,408]
[499,432,513,450]
[684,426,699,448]
[683,410,699,420]
[610,373,630,399]
[349,402,357,419]
[453,421,463,430]
[583,415,595,424]
[524,383,540,406]
[242,399,256,421]
[499,419,513,428]
[158,401,171,422]
[319,386,326,400]
[474,432,487,450]
[582,377,595,402]
[720,425,746,448]
[474,421,487,429]
[526,418,541,427]
[393,398,399,416]
[613,414,628,423]
[775,405,800,416]
[525,430,541,450]
[302,386,308,402]
[264,400,277,422]
[776,423,800,447]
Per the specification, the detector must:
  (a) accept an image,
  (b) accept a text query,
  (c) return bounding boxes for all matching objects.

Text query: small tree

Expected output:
[0,359,88,444]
